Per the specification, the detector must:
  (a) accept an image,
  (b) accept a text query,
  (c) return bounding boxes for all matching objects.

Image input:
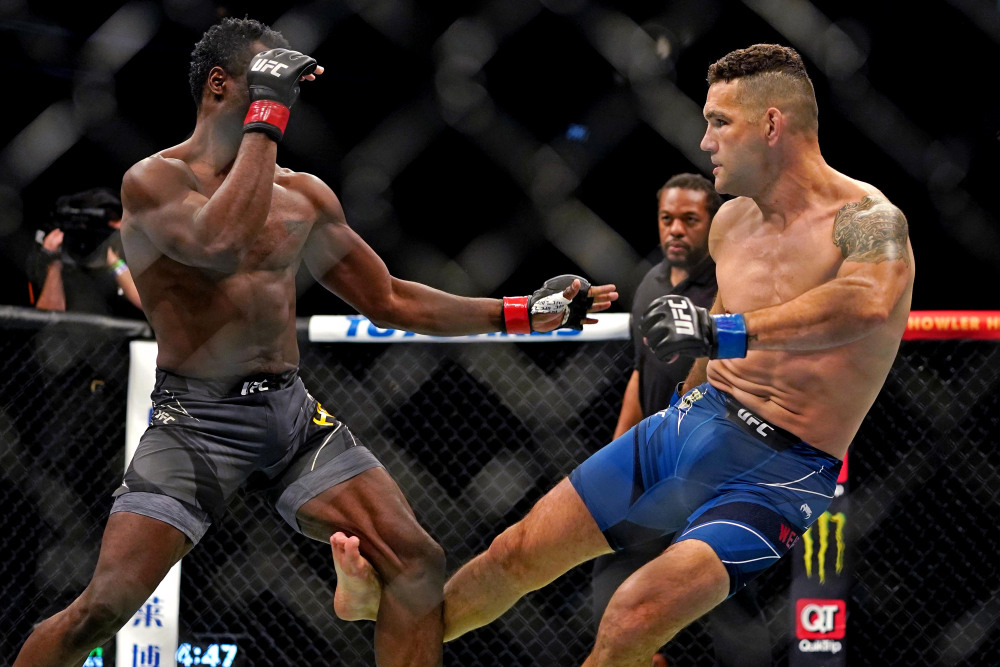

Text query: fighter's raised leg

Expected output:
[442,477,612,641]
[296,467,446,667]
[330,477,613,642]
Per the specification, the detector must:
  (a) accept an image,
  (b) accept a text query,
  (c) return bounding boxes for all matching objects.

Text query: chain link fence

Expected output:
[1,308,998,665]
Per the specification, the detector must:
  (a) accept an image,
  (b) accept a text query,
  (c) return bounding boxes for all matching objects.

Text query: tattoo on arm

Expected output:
[833,195,910,266]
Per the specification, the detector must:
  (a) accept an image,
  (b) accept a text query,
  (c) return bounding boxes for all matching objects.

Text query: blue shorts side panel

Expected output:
[676,501,802,596]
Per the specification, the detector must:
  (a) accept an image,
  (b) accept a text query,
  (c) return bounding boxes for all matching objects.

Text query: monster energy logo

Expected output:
[802,511,846,583]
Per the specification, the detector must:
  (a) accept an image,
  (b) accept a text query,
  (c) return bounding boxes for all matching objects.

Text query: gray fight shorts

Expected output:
[111,368,382,545]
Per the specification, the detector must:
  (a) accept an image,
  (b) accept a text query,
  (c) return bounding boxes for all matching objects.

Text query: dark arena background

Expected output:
[2,1,999,666]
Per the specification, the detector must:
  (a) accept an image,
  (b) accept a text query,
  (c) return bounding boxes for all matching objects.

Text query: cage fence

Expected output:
[1,308,998,666]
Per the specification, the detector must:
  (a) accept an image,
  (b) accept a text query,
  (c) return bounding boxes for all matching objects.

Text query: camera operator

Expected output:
[32,187,142,318]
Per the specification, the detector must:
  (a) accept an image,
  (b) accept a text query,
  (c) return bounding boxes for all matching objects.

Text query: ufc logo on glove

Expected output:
[667,298,696,335]
[641,294,748,360]
[250,59,289,76]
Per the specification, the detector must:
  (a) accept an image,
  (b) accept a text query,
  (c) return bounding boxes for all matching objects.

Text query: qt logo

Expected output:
[796,598,846,639]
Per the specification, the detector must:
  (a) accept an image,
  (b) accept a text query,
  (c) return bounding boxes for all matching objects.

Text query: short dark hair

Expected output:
[706,44,818,133]
[658,173,722,220]
[707,44,809,84]
[188,17,289,107]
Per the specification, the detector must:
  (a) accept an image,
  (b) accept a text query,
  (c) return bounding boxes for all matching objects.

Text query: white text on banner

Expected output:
[308,312,630,343]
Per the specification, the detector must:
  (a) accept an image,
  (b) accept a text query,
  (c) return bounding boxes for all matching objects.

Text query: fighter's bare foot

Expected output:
[330,532,381,621]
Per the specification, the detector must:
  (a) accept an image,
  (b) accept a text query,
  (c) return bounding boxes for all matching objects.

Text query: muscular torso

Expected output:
[123,149,323,379]
[707,182,914,458]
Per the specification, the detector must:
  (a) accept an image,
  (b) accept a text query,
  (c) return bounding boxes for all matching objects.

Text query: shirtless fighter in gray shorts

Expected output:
[12,17,617,667]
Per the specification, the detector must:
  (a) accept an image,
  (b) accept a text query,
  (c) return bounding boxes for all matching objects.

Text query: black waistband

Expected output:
[722,393,803,452]
[154,368,299,398]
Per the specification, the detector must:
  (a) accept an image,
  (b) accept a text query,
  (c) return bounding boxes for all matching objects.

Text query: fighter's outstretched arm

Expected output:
[642,195,912,361]
[302,179,617,336]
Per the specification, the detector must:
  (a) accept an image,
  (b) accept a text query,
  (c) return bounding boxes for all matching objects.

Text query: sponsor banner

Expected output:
[307,311,1000,343]
[309,310,1000,343]
[790,452,850,666]
[118,341,181,667]
[308,311,1000,343]
[903,311,1000,340]
[307,313,630,343]
[795,597,847,658]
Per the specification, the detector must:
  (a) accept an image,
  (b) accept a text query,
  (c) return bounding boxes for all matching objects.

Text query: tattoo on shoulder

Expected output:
[833,195,910,265]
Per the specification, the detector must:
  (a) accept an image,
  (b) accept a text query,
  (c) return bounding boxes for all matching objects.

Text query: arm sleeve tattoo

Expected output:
[833,195,910,265]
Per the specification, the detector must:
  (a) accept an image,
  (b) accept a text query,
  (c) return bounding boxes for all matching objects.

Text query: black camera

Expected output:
[42,187,123,266]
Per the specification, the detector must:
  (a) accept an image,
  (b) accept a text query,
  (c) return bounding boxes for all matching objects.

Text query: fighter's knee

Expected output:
[381,529,446,585]
[63,597,135,647]
[594,603,672,661]
[408,534,446,578]
[375,531,446,614]
[487,525,533,583]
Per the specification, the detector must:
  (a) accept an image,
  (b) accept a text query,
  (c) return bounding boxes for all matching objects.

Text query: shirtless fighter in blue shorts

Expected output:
[330,43,914,666]
[12,17,617,667]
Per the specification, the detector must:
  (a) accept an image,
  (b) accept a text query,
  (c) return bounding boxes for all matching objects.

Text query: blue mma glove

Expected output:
[641,294,747,360]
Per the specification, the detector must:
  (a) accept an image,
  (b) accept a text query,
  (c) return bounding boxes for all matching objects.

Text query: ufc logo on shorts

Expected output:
[796,599,846,639]
[251,59,289,76]
[667,298,695,335]
[152,409,175,424]
[241,379,270,395]
[737,408,774,437]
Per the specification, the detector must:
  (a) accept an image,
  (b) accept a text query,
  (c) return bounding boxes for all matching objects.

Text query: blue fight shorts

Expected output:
[569,384,841,596]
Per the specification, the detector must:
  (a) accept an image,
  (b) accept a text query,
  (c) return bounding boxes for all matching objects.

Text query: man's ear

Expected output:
[207,66,228,100]
[763,107,784,146]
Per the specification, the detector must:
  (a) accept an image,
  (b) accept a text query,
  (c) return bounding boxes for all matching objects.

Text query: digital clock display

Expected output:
[175,643,241,667]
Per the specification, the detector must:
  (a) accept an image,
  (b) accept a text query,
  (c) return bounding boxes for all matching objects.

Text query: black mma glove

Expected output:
[503,274,594,334]
[640,294,748,360]
[243,48,318,142]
